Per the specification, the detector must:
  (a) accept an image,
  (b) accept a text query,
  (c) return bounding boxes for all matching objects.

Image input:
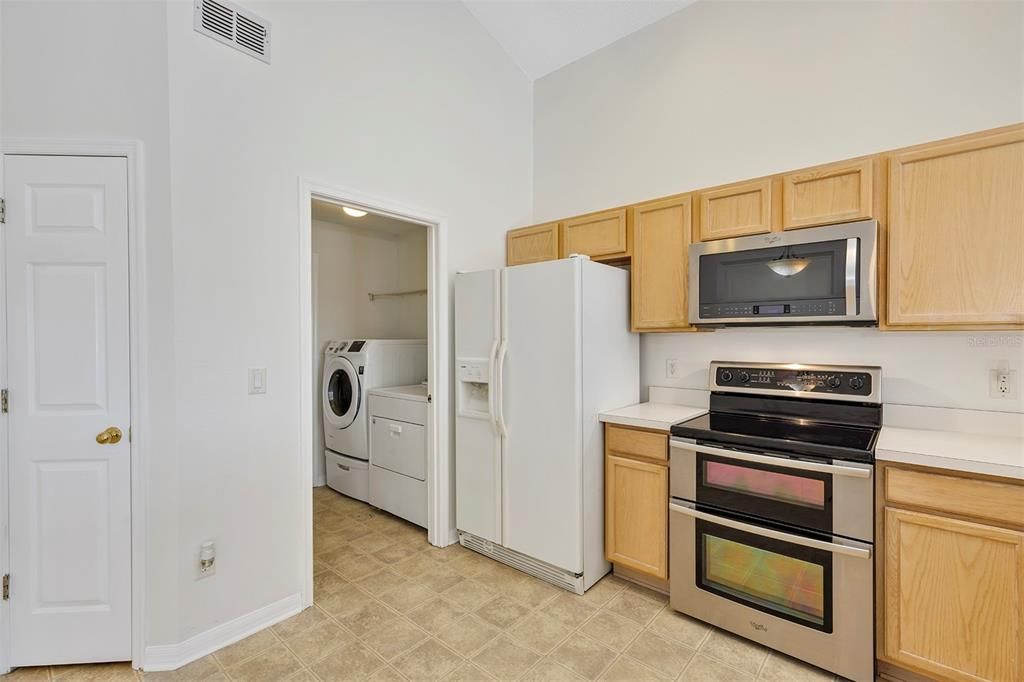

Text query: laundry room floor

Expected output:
[7,487,844,681]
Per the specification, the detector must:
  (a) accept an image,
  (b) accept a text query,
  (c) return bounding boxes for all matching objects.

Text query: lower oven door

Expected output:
[670,439,873,542]
[669,500,874,682]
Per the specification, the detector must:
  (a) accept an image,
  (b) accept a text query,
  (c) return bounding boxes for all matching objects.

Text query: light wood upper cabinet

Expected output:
[506,222,560,266]
[605,454,668,580]
[884,507,1023,682]
[631,195,694,331]
[782,156,881,230]
[887,125,1024,328]
[562,208,629,261]
[698,178,775,241]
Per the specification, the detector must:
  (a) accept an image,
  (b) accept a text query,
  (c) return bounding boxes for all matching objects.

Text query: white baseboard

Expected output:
[142,593,303,672]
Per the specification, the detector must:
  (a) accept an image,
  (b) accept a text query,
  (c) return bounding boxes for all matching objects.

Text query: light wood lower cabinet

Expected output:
[604,424,669,581]
[631,195,696,332]
[880,463,1024,682]
[562,208,629,261]
[506,222,560,266]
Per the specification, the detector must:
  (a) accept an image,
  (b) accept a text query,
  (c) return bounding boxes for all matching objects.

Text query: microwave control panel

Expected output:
[700,299,845,319]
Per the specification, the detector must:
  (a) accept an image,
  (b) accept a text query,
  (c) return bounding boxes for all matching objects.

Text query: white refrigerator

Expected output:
[454,257,639,593]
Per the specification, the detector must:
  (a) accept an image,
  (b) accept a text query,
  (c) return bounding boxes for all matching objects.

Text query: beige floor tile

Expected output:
[447,552,490,579]
[313,533,348,556]
[436,614,501,657]
[603,592,663,626]
[598,656,664,681]
[6,668,52,681]
[212,629,278,669]
[417,565,465,594]
[541,594,597,629]
[444,662,496,681]
[331,552,386,581]
[374,543,421,564]
[379,581,437,613]
[223,643,302,682]
[644,610,710,650]
[407,597,467,634]
[549,635,616,680]
[281,620,353,665]
[507,612,574,655]
[758,652,835,681]
[679,654,754,682]
[441,580,496,612]
[697,630,768,676]
[622,583,668,605]
[355,569,409,597]
[336,601,399,637]
[273,607,330,640]
[392,552,441,579]
[309,640,387,681]
[142,655,221,680]
[579,611,642,652]
[393,639,463,681]
[51,662,139,681]
[365,666,407,681]
[349,532,396,555]
[472,637,541,680]
[623,631,693,679]
[284,671,317,682]
[362,616,429,661]
[520,658,586,682]
[312,570,349,599]
[502,577,561,608]
[575,579,623,608]
[315,586,376,619]
[474,595,532,630]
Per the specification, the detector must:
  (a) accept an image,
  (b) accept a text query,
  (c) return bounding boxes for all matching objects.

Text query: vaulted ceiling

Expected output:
[463,0,694,80]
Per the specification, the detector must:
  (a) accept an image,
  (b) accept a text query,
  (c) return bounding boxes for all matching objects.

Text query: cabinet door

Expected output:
[507,222,560,266]
[888,126,1024,328]
[605,454,668,579]
[631,195,693,331]
[884,507,1023,682]
[782,157,878,230]
[698,178,774,241]
[562,208,628,261]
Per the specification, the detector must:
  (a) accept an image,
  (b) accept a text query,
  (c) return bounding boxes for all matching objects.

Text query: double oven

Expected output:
[669,362,881,682]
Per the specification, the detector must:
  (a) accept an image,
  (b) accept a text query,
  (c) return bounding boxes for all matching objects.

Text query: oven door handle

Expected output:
[672,441,872,479]
[669,502,872,560]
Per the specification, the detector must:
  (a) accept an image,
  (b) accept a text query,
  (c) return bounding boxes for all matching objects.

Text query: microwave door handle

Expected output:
[671,441,873,479]
[669,502,872,560]
[845,237,858,314]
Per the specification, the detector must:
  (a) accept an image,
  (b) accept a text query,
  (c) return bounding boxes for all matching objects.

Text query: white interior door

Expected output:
[5,155,132,666]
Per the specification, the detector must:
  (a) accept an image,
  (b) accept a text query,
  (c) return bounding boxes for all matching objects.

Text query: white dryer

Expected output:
[323,339,426,500]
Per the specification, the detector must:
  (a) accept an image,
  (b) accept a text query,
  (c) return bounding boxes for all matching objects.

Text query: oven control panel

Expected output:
[713,364,877,399]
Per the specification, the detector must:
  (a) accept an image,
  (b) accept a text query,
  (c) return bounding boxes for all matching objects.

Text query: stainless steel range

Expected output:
[669,362,881,682]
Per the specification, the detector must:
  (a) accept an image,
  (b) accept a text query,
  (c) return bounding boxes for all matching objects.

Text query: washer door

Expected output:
[323,355,360,429]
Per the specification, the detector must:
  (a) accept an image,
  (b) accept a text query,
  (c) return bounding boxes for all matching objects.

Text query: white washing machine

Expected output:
[323,339,426,500]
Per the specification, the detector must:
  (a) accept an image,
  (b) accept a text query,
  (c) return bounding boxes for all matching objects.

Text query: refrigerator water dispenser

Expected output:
[457,358,490,418]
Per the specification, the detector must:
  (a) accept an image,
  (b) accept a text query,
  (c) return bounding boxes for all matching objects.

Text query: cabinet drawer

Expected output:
[698,178,774,241]
[782,157,877,230]
[605,424,667,462]
[885,466,1024,528]
[370,416,426,481]
[562,208,628,260]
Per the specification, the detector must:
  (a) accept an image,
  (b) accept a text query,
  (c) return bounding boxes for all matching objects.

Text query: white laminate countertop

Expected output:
[599,402,706,432]
[876,404,1024,480]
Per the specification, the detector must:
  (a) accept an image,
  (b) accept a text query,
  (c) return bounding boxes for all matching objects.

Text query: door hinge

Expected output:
[0,197,5,224]
[427,393,432,404]
[2,574,9,601]
[1,389,7,414]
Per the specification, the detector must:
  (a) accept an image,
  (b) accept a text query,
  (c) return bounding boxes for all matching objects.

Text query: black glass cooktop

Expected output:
[671,407,880,463]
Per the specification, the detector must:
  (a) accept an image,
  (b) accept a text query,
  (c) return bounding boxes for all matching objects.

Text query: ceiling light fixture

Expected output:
[767,247,811,277]
[343,206,368,218]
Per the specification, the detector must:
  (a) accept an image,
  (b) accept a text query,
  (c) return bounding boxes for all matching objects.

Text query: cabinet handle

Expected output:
[336,463,350,472]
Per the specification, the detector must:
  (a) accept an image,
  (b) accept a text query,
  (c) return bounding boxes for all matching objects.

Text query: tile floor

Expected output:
[6,487,846,681]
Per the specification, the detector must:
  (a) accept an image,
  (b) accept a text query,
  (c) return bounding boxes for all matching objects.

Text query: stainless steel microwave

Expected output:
[688,220,878,326]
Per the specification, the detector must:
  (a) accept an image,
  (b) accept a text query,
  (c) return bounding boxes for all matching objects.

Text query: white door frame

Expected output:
[0,138,149,672]
[298,178,451,608]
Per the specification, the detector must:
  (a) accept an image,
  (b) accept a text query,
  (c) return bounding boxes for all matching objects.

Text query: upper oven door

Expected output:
[688,220,877,325]
[670,439,873,542]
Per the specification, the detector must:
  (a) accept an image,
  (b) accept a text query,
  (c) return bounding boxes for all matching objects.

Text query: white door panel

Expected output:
[502,260,582,573]
[6,155,132,665]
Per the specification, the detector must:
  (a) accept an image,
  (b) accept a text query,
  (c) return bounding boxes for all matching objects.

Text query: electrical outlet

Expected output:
[990,364,1018,399]
[666,358,680,379]
[248,368,267,395]
[197,541,216,579]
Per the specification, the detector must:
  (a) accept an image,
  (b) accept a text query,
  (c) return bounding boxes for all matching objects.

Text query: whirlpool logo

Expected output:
[749,620,768,633]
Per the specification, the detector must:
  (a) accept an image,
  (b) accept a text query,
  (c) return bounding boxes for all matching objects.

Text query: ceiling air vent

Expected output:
[193,0,271,64]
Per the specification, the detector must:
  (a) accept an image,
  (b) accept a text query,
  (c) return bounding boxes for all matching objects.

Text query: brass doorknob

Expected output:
[96,427,123,445]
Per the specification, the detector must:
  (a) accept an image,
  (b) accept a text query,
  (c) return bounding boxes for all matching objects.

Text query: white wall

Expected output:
[3,0,531,654]
[533,0,1024,413]
[312,218,427,485]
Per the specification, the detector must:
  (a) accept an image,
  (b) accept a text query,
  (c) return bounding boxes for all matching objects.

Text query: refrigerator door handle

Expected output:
[487,338,499,433]
[495,340,509,437]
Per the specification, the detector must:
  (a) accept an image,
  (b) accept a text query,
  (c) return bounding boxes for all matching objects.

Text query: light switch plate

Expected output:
[249,368,267,394]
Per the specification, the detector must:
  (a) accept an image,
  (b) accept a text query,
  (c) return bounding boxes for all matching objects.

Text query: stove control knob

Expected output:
[720,370,733,383]
[849,376,865,391]
[738,371,750,383]
[827,376,842,389]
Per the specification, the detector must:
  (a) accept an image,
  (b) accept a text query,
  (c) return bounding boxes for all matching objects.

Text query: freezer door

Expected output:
[501,259,583,573]
[454,270,502,543]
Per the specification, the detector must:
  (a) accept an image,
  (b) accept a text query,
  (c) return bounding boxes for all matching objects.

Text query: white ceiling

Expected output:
[463,0,694,80]
[312,199,426,237]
